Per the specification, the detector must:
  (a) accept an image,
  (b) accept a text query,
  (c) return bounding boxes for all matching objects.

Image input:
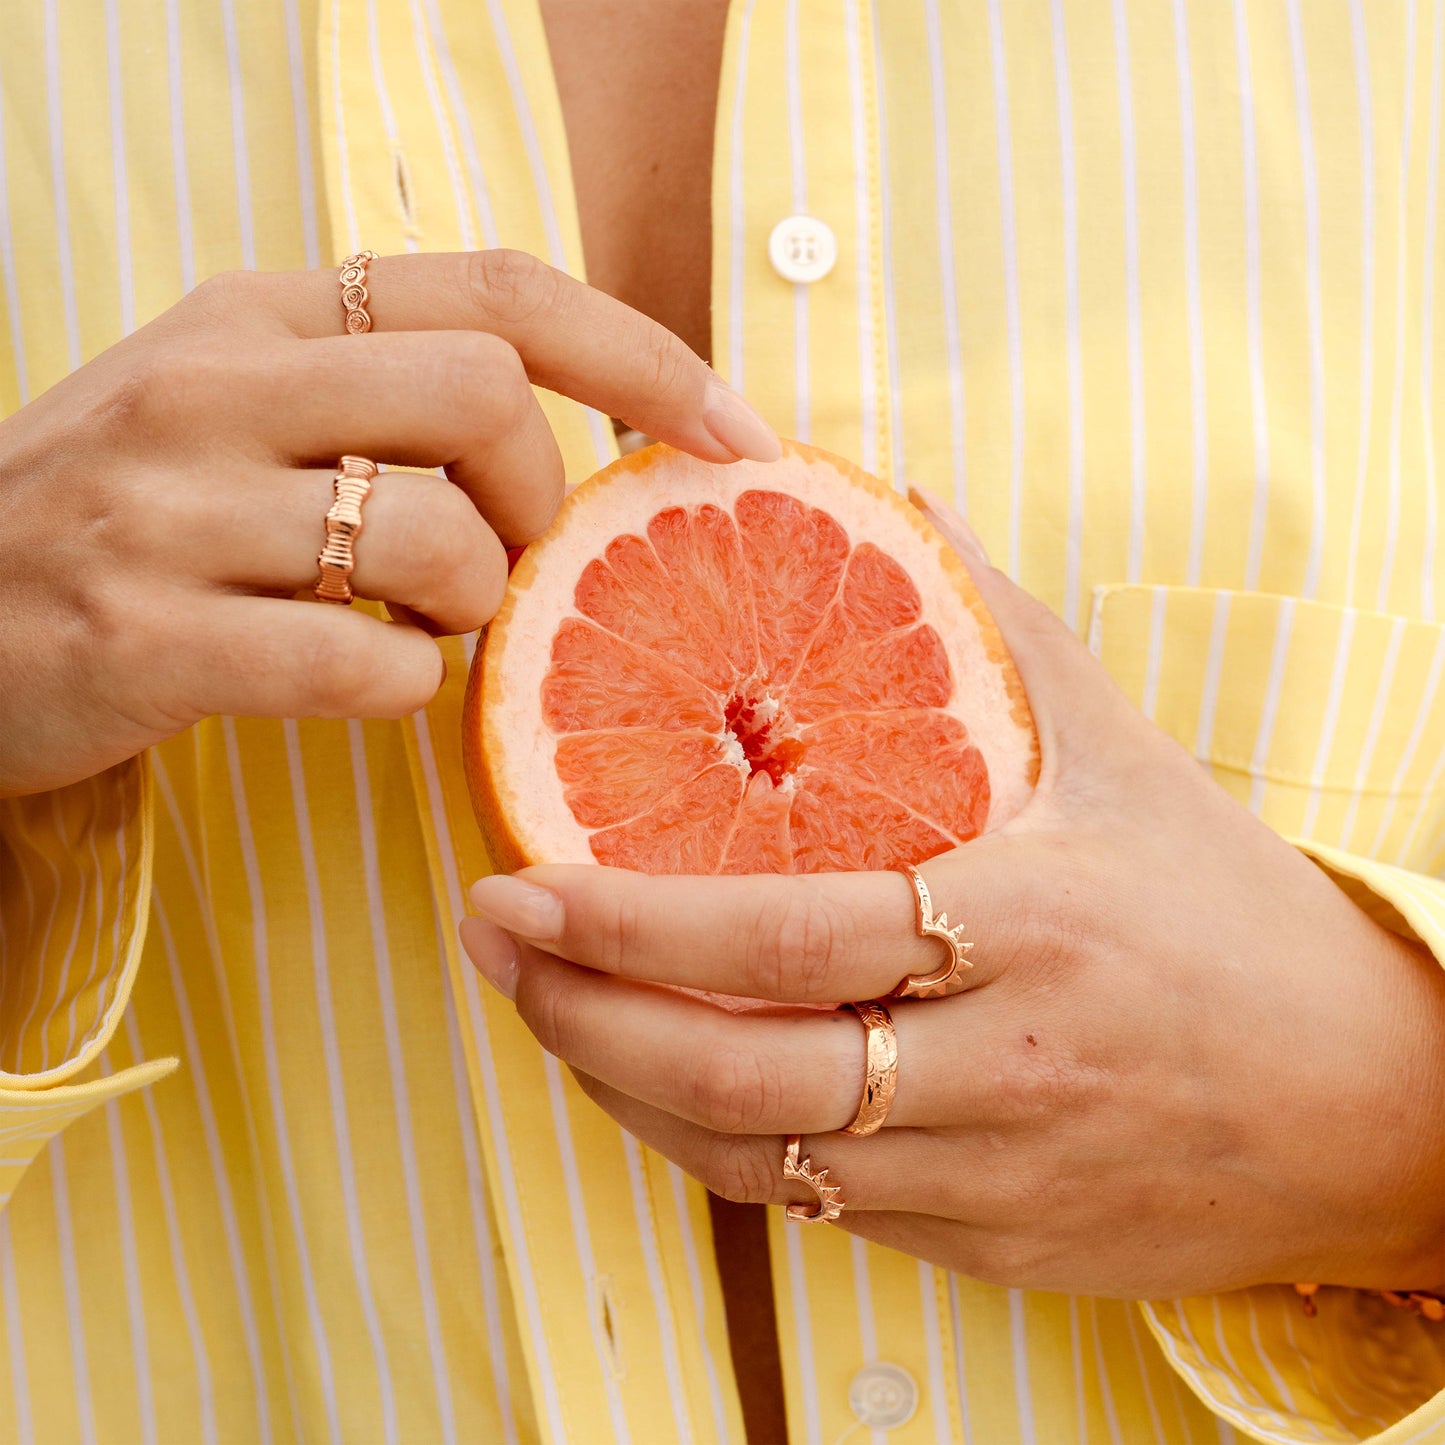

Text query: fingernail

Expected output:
[908,484,990,566]
[459,917,519,999]
[703,375,783,463]
[470,875,564,941]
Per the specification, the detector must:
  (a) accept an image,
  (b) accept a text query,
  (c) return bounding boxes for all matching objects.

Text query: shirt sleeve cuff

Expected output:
[0,756,177,1204]
[1142,844,1445,1444]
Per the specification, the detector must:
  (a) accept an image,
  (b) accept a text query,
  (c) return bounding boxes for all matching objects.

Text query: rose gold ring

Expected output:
[782,1136,844,1224]
[314,455,378,603]
[892,863,973,1000]
[839,1000,898,1137]
[339,250,378,334]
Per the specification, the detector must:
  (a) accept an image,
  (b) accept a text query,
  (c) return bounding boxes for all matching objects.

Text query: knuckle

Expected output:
[1000,850,1096,977]
[637,332,693,400]
[61,451,144,553]
[92,340,246,448]
[751,890,844,999]
[479,348,536,435]
[423,485,486,574]
[522,973,577,1062]
[466,248,557,327]
[697,1134,775,1205]
[449,329,526,407]
[374,484,476,595]
[92,352,190,439]
[86,580,147,669]
[689,1046,782,1135]
[182,268,259,325]
[601,888,646,973]
[93,473,182,563]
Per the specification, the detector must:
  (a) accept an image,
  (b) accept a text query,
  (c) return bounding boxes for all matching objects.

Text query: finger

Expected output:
[905,483,990,568]
[497,925,864,1133]
[169,594,444,720]
[192,467,508,636]
[829,1210,1019,1287]
[571,1071,962,1216]
[466,918,1055,1134]
[470,847,1042,1002]
[576,1074,1058,1237]
[248,252,782,464]
[230,332,564,544]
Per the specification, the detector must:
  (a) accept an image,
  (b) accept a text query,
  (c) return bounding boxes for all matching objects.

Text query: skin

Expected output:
[533,0,1445,1416]
[0,251,779,798]
[0,0,786,1427]
[540,0,728,363]
[463,509,1445,1300]
[4,0,1441,1429]
[526,0,1445,1339]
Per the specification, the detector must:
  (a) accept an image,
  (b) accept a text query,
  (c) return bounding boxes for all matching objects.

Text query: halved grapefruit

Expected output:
[464,441,1037,875]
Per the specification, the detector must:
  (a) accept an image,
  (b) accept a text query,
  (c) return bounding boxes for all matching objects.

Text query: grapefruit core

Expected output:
[464,441,1038,875]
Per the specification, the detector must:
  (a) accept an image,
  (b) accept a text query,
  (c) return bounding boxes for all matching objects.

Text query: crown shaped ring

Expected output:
[892,864,974,1000]
[782,1136,845,1224]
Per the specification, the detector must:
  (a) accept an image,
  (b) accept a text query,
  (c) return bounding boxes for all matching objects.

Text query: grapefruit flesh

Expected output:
[465,441,1037,875]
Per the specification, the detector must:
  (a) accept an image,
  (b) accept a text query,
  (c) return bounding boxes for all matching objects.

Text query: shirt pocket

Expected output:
[1086,585,1445,873]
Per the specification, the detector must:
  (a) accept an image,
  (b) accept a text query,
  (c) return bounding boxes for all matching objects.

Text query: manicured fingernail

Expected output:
[908,484,990,566]
[460,917,519,999]
[470,875,564,941]
[703,375,783,463]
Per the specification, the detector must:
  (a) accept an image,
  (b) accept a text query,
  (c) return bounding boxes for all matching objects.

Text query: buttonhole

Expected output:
[592,1275,625,1380]
[392,148,414,227]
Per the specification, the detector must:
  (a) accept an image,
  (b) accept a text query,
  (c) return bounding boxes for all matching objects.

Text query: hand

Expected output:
[0,250,780,796]
[462,495,1445,1299]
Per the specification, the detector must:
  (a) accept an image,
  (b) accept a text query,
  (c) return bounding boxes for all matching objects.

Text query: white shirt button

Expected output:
[848,1362,919,1430]
[768,215,838,284]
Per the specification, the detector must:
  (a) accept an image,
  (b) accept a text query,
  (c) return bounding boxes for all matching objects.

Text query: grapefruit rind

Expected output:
[466,440,1039,872]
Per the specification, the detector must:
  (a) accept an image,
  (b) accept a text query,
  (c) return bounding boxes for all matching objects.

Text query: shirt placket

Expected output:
[712,4,964,1441]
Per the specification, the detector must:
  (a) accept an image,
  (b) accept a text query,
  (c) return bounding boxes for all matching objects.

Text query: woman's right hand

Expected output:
[0,250,780,797]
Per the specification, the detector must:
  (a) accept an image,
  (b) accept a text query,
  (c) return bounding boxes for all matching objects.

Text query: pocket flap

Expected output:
[1088,585,1445,797]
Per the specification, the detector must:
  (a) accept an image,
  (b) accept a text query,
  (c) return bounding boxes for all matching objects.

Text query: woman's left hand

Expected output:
[462,498,1445,1300]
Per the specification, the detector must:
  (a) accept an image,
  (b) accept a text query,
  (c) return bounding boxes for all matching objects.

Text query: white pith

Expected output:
[482,448,1036,867]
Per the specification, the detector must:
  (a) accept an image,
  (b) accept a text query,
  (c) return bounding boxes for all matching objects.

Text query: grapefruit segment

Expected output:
[466,440,1038,876]
[540,619,718,732]
[788,772,957,873]
[786,611,952,723]
[735,489,850,687]
[718,772,795,875]
[800,712,990,843]
[554,731,725,829]
[646,504,759,682]
[589,765,741,873]
[573,534,733,692]
[839,541,923,629]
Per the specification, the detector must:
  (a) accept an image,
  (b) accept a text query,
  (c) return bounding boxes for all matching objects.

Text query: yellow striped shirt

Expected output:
[2,2,1445,1441]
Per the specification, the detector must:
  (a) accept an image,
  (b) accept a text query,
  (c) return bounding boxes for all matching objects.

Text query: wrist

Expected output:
[1310,930,1445,1292]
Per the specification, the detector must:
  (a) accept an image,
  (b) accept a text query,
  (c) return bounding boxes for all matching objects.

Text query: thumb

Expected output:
[907,485,1132,768]
[906,483,991,568]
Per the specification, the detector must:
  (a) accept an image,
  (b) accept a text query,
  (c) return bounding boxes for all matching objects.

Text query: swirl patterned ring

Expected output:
[339,250,378,335]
